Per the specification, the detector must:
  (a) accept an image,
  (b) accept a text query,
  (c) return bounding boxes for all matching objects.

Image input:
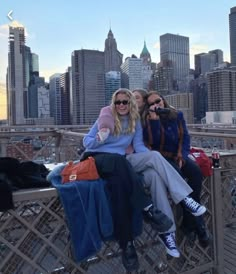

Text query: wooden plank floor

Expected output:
[224,225,236,274]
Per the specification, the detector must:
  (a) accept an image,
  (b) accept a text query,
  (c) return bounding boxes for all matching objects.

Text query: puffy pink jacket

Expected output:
[98,106,134,154]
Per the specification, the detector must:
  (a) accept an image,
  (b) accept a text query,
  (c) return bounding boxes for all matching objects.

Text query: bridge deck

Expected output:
[224,224,236,274]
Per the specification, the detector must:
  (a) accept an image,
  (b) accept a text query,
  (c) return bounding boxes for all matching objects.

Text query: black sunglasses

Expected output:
[114,100,130,105]
[148,98,162,107]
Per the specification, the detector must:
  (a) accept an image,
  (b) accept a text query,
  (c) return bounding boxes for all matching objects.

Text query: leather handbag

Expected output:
[61,157,99,183]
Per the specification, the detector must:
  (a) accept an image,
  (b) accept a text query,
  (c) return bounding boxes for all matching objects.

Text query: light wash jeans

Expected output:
[126,151,192,233]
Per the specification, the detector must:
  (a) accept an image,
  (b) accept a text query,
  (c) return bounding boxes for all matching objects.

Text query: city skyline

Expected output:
[0,0,236,85]
[1,1,236,120]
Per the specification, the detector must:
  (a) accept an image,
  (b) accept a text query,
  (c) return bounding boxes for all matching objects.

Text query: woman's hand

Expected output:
[96,128,110,142]
[176,152,183,168]
[148,107,159,120]
[178,158,183,168]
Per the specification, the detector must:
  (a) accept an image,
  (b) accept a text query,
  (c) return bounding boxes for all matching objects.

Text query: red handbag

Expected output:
[189,147,213,177]
[61,157,99,183]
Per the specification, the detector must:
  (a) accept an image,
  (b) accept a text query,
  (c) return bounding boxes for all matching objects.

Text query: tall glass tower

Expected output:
[160,33,190,92]
[229,7,236,66]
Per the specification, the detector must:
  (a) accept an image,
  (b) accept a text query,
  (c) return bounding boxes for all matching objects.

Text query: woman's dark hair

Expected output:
[132,88,149,126]
[146,91,178,120]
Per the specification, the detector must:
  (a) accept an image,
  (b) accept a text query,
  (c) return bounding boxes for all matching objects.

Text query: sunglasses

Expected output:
[114,100,130,105]
[148,98,162,107]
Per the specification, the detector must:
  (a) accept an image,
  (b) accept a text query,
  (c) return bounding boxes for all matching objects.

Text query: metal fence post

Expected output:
[0,138,7,157]
[212,167,224,274]
[55,132,62,163]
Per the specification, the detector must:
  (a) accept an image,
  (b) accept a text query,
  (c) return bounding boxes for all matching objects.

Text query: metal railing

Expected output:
[0,126,236,273]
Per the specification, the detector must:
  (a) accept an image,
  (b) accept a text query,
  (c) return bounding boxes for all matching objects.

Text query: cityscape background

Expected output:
[0,1,236,124]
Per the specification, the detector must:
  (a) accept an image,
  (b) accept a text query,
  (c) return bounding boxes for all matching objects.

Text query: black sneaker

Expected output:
[143,205,173,232]
[121,241,139,272]
[159,232,180,258]
[181,197,206,216]
[196,225,212,248]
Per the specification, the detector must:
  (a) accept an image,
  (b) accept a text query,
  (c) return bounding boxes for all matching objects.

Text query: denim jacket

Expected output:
[47,165,113,262]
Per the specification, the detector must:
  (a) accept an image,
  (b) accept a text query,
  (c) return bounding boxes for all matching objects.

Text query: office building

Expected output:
[31,53,39,72]
[189,76,208,123]
[209,49,223,65]
[121,56,143,90]
[7,26,28,125]
[104,29,122,103]
[207,68,236,111]
[155,60,174,95]
[60,70,71,125]
[165,92,194,124]
[160,33,190,91]
[194,50,224,77]
[229,6,236,66]
[104,29,123,73]
[71,49,105,124]
[28,73,46,118]
[7,26,41,124]
[49,73,62,125]
[105,71,121,104]
[38,86,50,119]
[140,41,153,90]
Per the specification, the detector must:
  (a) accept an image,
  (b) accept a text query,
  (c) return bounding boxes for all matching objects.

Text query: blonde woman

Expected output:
[83,88,153,271]
[96,89,207,258]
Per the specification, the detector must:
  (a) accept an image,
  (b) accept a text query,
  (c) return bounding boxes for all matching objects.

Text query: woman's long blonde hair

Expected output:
[111,88,139,135]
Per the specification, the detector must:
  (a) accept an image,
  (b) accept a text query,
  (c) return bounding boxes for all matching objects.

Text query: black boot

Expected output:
[195,216,212,248]
[122,241,139,272]
[143,205,173,232]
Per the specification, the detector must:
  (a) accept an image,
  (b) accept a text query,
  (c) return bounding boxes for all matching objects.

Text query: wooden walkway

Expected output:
[224,224,236,274]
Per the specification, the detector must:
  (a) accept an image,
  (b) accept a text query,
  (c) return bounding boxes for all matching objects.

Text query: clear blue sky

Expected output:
[0,0,235,83]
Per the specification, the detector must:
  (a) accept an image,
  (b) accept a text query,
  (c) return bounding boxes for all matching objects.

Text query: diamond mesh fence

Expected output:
[0,175,216,274]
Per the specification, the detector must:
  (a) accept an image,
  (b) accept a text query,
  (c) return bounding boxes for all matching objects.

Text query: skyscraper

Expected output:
[160,33,190,91]
[140,41,153,90]
[194,53,205,78]
[120,56,143,90]
[105,71,121,105]
[209,49,223,65]
[229,7,236,66]
[190,76,208,123]
[165,92,194,124]
[104,29,123,73]
[28,73,46,118]
[194,50,224,77]
[71,50,105,124]
[155,60,174,95]
[49,73,62,125]
[104,29,122,103]
[31,53,39,73]
[207,68,236,111]
[140,41,151,65]
[7,26,28,125]
[60,70,71,125]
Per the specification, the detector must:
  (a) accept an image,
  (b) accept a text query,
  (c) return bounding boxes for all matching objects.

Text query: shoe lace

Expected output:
[165,233,176,249]
[184,197,199,211]
[147,206,154,217]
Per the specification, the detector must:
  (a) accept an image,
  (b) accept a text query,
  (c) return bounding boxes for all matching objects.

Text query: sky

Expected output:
[0,0,235,87]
